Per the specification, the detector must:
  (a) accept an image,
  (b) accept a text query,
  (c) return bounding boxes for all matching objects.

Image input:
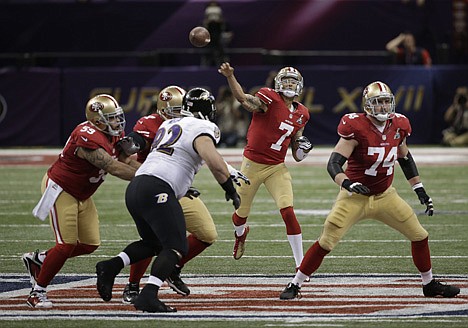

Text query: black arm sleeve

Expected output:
[397,151,419,180]
[327,152,347,180]
[126,131,147,150]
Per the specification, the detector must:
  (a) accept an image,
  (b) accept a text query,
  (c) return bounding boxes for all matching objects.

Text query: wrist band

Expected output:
[412,182,424,190]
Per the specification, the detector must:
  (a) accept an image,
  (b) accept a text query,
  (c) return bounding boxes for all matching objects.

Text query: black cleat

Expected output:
[96,261,118,302]
[423,279,460,298]
[279,282,301,300]
[166,267,190,296]
[122,282,140,304]
[133,288,177,313]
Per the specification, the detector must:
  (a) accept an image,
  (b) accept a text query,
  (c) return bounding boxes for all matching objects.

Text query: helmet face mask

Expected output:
[274,67,304,98]
[362,81,395,122]
[182,88,216,122]
[157,85,186,120]
[85,94,125,136]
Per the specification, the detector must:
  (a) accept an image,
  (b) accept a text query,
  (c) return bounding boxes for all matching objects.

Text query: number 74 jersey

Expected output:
[338,113,412,195]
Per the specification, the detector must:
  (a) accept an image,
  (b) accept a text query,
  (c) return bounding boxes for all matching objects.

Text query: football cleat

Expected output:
[166,267,190,296]
[27,290,53,308]
[134,288,177,313]
[279,282,301,300]
[22,249,43,288]
[423,279,460,298]
[233,226,249,260]
[95,260,118,302]
[122,282,140,304]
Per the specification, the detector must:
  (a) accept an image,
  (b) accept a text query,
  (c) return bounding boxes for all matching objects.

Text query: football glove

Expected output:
[296,136,313,152]
[225,162,250,186]
[342,179,370,194]
[414,187,434,216]
[116,136,140,156]
[184,186,201,199]
[220,179,241,209]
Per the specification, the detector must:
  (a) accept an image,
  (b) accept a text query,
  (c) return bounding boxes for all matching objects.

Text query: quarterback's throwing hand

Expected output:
[342,179,370,194]
[414,187,434,216]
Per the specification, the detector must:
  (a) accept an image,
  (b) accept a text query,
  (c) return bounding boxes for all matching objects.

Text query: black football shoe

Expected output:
[122,282,140,304]
[166,266,190,296]
[423,279,460,298]
[279,282,301,300]
[133,286,176,313]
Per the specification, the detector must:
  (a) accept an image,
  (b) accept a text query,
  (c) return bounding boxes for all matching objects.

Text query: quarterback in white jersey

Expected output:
[137,116,221,199]
[96,88,241,313]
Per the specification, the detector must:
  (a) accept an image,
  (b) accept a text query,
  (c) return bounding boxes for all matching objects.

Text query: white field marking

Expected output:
[1,254,468,260]
[0,239,465,244]
[2,147,468,165]
[1,274,467,322]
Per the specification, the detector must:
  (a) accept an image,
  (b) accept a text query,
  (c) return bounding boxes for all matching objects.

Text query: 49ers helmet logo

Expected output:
[90,102,104,112]
[160,92,173,101]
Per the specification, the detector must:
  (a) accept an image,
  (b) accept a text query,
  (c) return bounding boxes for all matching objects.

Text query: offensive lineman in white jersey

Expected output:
[95,88,241,313]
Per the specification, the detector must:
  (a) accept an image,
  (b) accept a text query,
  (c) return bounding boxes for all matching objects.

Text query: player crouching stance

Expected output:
[95,88,243,312]
[279,81,460,300]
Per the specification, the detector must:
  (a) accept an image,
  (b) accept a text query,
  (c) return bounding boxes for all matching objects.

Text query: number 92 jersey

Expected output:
[338,113,411,195]
[136,116,221,199]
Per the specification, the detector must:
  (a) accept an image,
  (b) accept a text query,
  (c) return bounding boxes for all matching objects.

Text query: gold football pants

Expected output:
[319,186,428,251]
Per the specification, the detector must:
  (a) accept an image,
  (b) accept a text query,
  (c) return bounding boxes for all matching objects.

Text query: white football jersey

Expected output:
[136,117,221,199]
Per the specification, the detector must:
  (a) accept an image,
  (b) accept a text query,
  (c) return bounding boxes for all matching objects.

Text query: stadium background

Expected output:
[0,0,467,147]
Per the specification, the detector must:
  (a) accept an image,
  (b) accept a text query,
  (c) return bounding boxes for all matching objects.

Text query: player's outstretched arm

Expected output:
[77,147,136,181]
[218,62,264,113]
[195,135,241,209]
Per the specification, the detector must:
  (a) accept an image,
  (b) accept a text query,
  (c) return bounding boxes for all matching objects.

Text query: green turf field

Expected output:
[1,154,467,327]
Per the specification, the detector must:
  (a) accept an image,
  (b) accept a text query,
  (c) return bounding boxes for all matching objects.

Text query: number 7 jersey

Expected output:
[338,113,412,195]
[244,88,310,165]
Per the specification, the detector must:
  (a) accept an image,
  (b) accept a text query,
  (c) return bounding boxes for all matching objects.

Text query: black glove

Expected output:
[296,136,313,152]
[116,132,147,156]
[220,179,241,209]
[184,186,201,199]
[342,179,370,194]
[414,187,434,216]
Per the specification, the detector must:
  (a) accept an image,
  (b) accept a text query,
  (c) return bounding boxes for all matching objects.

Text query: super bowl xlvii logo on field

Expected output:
[0,94,6,123]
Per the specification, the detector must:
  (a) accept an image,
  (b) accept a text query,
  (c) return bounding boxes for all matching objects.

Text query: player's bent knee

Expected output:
[277,195,293,209]
[319,222,343,251]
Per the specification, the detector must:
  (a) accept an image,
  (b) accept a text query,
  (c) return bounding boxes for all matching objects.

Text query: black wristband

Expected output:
[341,179,352,191]
[220,178,236,194]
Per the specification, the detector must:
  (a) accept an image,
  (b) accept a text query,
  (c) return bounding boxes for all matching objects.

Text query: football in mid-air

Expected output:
[189,26,211,47]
